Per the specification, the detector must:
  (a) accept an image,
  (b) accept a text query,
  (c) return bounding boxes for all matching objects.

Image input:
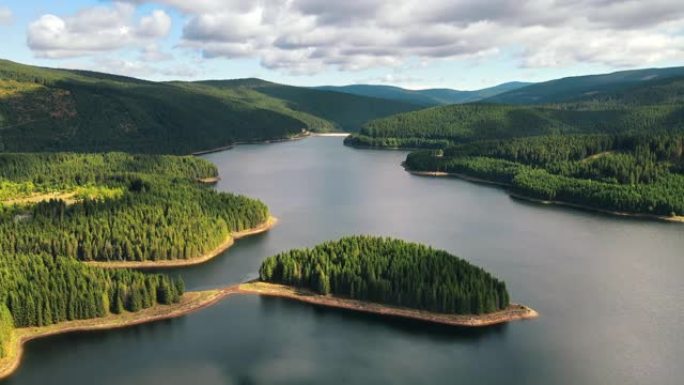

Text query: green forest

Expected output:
[0,153,270,262]
[259,236,510,315]
[0,252,184,357]
[405,133,684,217]
[0,152,273,358]
[0,59,421,153]
[345,103,684,150]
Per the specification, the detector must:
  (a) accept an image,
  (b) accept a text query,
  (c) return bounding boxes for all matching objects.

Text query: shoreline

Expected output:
[191,145,234,156]
[237,281,538,327]
[343,142,426,152]
[310,132,350,137]
[0,279,537,380]
[189,130,311,156]
[233,130,311,146]
[0,287,239,381]
[407,169,510,187]
[197,176,221,184]
[406,168,684,224]
[85,216,278,269]
[508,193,684,224]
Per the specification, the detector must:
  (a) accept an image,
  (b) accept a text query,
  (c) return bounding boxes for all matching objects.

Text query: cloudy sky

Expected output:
[1,0,684,89]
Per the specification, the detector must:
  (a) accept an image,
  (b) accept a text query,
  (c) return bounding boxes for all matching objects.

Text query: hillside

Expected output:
[484,66,684,105]
[346,102,684,149]
[0,60,312,154]
[0,60,422,154]
[317,81,530,106]
[188,79,422,132]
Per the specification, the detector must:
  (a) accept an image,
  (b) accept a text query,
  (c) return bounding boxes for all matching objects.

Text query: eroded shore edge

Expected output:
[0,288,237,380]
[0,280,537,380]
[190,131,312,156]
[85,216,278,269]
[236,281,538,327]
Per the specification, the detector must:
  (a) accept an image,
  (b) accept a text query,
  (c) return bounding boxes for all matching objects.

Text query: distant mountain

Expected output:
[346,67,684,150]
[484,67,684,105]
[0,59,423,153]
[184,79,421,132]
[316,82,531,106]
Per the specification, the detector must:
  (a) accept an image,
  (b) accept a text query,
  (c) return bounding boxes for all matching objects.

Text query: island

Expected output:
[253,236,537,326]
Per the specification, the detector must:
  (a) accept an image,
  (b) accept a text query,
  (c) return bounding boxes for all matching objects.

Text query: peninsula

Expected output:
[0,232,538,381]
[256,236,537,325]
[402,134,684,223]
[86,216,278,269]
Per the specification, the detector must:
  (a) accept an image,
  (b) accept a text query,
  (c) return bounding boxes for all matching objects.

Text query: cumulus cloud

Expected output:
[0,6,12,26]
[51,0,684,73]
[27,2,171,58]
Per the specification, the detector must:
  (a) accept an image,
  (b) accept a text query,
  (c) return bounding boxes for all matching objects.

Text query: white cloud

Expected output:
[27,2,171,58]
[44,0,684,73]
[0,6,12,26]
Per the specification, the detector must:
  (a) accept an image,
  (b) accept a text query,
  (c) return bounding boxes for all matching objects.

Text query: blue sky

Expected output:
[1,0,683,90]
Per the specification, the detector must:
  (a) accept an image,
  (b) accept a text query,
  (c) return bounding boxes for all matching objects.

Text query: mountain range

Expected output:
[2,58,684,154]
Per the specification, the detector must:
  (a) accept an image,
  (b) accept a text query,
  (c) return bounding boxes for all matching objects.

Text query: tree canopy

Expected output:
[405,133,684,217]
[260,236,510,315]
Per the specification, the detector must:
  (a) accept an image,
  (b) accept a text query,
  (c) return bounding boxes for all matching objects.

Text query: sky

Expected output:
[1,0,684,90]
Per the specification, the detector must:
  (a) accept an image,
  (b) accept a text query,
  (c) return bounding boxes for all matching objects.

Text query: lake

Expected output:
[4,137,683,385]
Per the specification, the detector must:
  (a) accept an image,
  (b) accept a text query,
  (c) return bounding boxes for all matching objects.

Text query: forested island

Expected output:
[0,153,275,266]
[404,133,684,220]
[251,236,536,325]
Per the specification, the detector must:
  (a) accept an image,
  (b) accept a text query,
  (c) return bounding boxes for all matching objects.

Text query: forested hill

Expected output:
[346,102,684,149]
[0,59,421,154]
[182,79,421,132]
[483,66,684,105]
[0,60,307,154]
[315,82,531,106]
[259,236,510,315]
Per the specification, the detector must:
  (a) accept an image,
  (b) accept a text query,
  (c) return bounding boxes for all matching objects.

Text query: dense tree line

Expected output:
[512,169,684,216]
[260,236,510,315]
[0,180,268,262]
[0,253,183,329]
[404,133,684,217]
[0,154,270,262]
[347,102,684,150]
[0,152,218,187]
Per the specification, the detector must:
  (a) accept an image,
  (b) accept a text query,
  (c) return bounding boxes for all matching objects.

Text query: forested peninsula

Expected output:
[0,152,279,379]
[405,133,684,221]
[255,236,536,325]
[0,153,275,266]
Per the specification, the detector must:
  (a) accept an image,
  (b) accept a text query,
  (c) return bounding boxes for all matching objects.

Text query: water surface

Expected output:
[4,137,683,385]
